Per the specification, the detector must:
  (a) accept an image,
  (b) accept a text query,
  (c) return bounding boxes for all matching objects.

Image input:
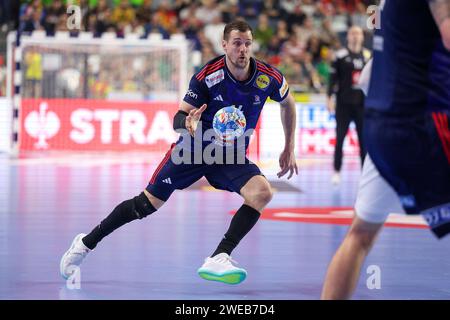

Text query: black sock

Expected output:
[212,204,261,257]
[82,193,156,250]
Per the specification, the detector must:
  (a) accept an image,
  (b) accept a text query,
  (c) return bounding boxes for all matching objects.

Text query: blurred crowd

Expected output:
[0,0,377,97]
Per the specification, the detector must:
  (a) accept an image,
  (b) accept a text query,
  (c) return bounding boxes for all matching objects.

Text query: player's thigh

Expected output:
[354,154,404,224]
[204,160,265,195]
[146,145,206,203]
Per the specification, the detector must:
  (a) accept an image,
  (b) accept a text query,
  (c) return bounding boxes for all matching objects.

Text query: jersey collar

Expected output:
[223,55,257,86]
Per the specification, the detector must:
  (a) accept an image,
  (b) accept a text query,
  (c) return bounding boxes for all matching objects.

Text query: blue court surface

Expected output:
[1,152,449,300]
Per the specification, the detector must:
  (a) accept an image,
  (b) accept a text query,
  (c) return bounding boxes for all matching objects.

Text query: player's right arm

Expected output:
[429,0,450,50]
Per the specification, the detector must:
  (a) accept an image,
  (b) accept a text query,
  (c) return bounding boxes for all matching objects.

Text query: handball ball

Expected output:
[212,106,247,146]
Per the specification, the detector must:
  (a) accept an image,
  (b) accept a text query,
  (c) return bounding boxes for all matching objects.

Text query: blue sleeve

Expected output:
[182,75,209,108]
[269,70,290,102]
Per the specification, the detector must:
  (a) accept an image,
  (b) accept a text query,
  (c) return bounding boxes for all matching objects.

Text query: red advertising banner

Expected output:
[19,99,261,157]
[19,99,180,151]
[299,128,361,155]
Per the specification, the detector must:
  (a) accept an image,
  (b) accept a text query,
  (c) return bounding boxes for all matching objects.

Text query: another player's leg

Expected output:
[198,171,272,285]
[353,105,366,168]
[333,105,352,184]
[321,155,402,299]
[321,216,382,299]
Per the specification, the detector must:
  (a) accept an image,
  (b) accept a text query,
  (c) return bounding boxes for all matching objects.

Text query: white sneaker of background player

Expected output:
[332,172,341,185]
[60,233,90,279]
[197,253,247,285]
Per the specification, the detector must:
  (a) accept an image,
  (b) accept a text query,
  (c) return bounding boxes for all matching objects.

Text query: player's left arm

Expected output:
[277,93,298,179]
[429,0,450,50]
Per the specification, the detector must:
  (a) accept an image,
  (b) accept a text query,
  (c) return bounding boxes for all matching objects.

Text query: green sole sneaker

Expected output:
[198,270,247,285]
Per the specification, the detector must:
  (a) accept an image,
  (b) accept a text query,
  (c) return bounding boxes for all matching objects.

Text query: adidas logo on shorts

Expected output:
[162,178,172,184]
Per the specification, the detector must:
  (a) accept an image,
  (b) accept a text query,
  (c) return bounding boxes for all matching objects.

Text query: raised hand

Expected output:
[186,104,207,136]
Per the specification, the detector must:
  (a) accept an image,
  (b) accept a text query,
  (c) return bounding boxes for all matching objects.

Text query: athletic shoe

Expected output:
[60,233,90,280]
[197,253,247,285]
[332,172,341,185]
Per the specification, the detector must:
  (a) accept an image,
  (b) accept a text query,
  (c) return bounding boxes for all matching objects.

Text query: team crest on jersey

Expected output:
[254,74,271,90]
[205,69,225,88]
[253,95,261,105]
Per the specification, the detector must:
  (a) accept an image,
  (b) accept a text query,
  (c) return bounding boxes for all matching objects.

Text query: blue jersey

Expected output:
[366,0,450,114]
[181,55,289,150]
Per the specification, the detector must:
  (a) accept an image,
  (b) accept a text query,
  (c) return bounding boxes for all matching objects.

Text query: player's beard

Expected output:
[231,55,249,69]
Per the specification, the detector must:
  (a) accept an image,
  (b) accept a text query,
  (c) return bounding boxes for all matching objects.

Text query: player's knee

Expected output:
[143,189,165,210]
[248,186,273,208]
[347,227,377,250]
[132,192,158,219]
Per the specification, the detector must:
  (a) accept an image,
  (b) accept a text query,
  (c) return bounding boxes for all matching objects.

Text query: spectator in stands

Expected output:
[331,4,351,44]
[220,1,241,23]
[281,33,304,63]
[153,0,177,33]
[136,0,153,25]
[286,4,307,30]
[279,0,297,21]
[316,46,332,88]
[351,1,370,31]
[275,20,290,46]
[254,13,274,51]
[262,0,281,20]
[111,0,136,26]
[320,17,340,48]
[299,52,321,92]
[195,0,222,26]
[238,0,264,19]
[144,14,170,39]
[43,0,65,35]
[19,0,43,34]
[306,34,324,65]
[89,0,113,37]
[204,15,226,55]
[295,15,319,47]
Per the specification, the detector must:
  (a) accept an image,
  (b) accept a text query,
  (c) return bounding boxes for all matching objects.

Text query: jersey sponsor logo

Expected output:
[205,69,224,88]
[279,77,289,98]
[185,89,198,100]
[254,74,271,90]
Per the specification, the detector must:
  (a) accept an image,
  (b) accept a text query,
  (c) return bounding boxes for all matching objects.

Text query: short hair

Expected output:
[223,20,253,41]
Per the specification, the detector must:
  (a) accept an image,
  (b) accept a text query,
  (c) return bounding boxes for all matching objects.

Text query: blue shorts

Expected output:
[364,109,450,237]
[146,144,263,201]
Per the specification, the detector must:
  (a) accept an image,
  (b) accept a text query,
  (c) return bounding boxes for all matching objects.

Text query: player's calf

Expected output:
[82,191,161,250]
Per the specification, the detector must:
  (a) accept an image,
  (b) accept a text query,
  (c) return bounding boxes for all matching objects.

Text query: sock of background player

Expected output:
[82,192,156,250]
[212,204,261,257]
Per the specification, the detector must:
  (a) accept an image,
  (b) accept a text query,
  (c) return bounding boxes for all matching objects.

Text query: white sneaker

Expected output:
[332,172,341,185]
[60,233,90,280]
[197,253,247,285]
